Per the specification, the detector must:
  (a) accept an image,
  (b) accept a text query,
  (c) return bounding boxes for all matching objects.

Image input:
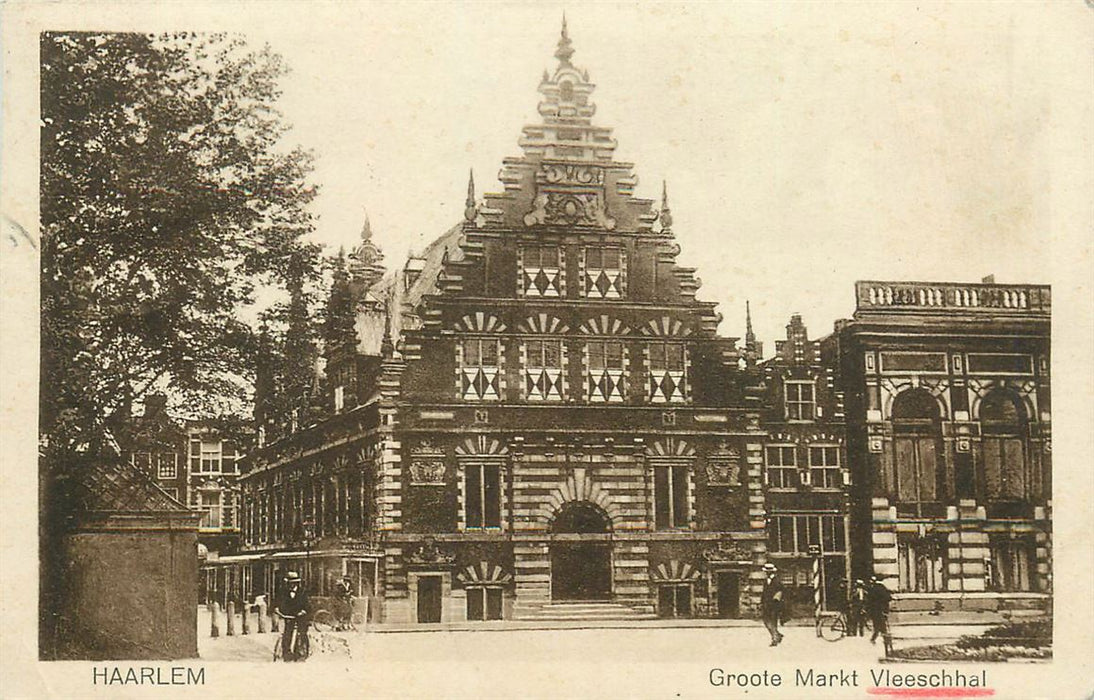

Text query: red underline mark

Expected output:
[868,689,995,698]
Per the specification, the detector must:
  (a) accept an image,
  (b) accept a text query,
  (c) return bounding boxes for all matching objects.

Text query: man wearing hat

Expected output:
[849,579,868,636]
[274,571,310,661]
[760,563,785,646]
[865,575,893,654]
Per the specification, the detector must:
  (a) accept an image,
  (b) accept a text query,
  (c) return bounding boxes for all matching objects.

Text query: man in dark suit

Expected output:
[274,571,310,661]
[866,575,894,654]
[760,563,785,646]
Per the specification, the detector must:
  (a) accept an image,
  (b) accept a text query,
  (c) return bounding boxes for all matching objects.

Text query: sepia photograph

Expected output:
[2,2,1092,698]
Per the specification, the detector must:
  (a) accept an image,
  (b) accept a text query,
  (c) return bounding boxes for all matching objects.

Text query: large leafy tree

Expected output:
[39,31,322,653]
[41,31,319,462]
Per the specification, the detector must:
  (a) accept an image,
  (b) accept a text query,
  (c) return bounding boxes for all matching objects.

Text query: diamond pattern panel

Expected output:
[525,369,563,401]
[523,266,561,297]
[588,369,625,402]
[649,370,686,403]
[462,367,500,401]
[585,270,622,299]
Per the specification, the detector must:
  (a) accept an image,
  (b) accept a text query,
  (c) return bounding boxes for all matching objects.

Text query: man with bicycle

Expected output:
[274,571,310,661]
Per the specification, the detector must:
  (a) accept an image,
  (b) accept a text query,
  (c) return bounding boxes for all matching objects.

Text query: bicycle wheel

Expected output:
[312,609,336,634]
[295,629,310,660]
[818,615,846,642]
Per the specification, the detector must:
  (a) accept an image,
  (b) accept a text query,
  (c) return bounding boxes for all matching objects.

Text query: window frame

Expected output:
[463,462,503,530]
[520,245,563,298]
[765,445,798,489]
[648,340,687,404]
[523,338,565,402]
[785,380,816,421]
[808,445,841,489]
[583,245,626,299]
[653,463,690,530]
[586,340,626,403]
[157,452,178,480]
[459,337,504,402]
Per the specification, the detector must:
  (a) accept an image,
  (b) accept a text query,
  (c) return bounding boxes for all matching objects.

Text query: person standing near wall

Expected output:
[760,563,785,646]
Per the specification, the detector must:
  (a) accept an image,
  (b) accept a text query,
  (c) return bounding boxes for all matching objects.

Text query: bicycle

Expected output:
[818,610,873,642]
[308,609,352,656]
[272,612,311,661]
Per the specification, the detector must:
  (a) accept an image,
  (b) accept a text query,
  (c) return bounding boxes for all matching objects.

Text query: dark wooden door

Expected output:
[716,571,740,618]
[551,543,611,600]
[417,575,442,623]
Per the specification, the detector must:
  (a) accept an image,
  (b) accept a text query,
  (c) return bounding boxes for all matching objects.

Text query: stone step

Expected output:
[513,600,656,621]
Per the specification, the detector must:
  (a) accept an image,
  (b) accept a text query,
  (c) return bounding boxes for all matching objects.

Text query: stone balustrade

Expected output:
[856,281,1050,313]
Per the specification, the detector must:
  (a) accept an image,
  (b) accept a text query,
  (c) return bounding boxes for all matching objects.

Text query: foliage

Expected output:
[890,617,1052,661]
[40,31,321,462]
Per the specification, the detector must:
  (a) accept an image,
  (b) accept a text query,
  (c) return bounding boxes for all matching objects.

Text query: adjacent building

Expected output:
[835,280,1051,616]
[758,313,850,616]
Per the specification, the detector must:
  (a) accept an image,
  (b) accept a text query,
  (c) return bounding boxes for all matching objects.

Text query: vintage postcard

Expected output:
[2,2,1092,698]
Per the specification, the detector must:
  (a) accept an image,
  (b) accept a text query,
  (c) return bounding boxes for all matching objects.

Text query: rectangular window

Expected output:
[466,587,504,620]
[983,438,1027,501]
[648,342,686,403]
[200,491,222,529]
[157,453,178,479]
[895,436,938,502]
[460,338,502,401]
[808,446,840,488]
[465,464,501,529]
[525,339,564,401]
[131,452,152,474]
[988,538,1035,592]
[768,515,845,554]
[897,537,947,593]
[584,246,625,299]
[521,245,562,297]
[765,446,798,488]
[785,381,815,420]
[654,464,689,529]
[587,340,625,402]
[657,584,693,618]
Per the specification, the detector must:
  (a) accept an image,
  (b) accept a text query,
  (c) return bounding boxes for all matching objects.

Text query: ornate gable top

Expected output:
[481,18,658,234]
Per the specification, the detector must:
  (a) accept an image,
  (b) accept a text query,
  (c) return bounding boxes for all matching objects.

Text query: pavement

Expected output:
[197,607,996,664]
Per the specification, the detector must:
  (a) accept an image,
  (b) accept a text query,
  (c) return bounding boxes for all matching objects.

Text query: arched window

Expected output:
[980,390,1027,501]
[891,389,941,506]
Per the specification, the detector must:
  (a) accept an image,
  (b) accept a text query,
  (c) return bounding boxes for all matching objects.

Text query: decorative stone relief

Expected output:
[410,441,446,485]
[705,442,741,486]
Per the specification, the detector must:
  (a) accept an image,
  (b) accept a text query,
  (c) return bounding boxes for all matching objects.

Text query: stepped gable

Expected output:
[477,19,659,235]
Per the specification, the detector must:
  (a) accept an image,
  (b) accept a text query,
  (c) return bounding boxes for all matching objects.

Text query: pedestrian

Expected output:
[865,575,893,654]
[274,571,310,661]
[760,563,785,647]
[849,579,867,636]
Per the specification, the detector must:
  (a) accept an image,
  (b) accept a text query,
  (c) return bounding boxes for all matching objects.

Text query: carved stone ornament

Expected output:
[541,163,604,186]
[410,460,446,485]
[703,540,752,566]
[705,444,741,486]
[406,538,456,569]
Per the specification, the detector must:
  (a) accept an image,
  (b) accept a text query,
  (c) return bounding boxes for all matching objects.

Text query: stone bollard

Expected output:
[226,600,235,636]
[257,600,267,633]
[242,601,251,635]
[210,602,221,638]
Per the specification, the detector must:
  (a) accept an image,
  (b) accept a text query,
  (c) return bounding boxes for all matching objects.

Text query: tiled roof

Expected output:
[75,460,190,514]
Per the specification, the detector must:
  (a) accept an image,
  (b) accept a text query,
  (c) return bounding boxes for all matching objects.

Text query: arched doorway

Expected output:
[550,501,612,600]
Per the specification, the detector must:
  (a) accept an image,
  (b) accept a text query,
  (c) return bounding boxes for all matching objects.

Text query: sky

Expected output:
[223,2,1060,351]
